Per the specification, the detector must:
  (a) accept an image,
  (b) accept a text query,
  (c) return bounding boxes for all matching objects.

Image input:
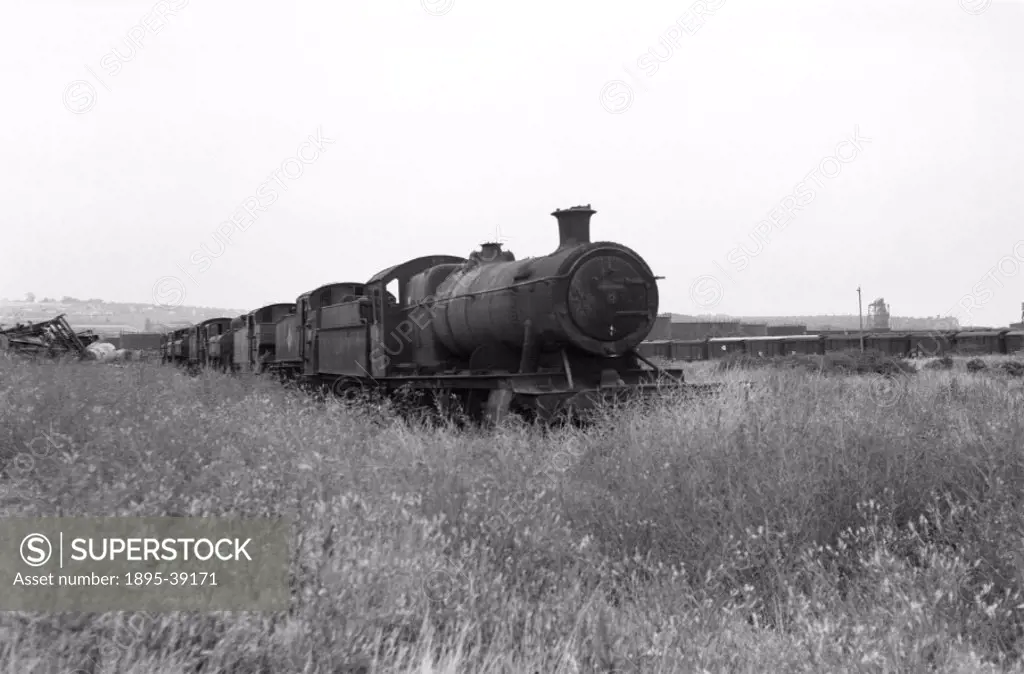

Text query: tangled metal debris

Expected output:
[0,314,94,360]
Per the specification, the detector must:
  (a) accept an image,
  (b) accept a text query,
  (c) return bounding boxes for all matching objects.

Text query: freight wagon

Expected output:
[642,329,1020,362]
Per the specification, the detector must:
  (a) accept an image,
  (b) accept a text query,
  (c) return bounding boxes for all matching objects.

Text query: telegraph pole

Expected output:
[857,286,864,352]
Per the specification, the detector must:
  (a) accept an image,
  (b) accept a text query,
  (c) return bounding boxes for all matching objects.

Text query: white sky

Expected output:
[2,0,1022,326]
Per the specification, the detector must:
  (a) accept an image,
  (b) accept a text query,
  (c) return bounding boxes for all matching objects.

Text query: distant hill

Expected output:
[0,297,248,335]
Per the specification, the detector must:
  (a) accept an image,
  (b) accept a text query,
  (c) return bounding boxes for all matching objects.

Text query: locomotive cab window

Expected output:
[385,279,400,307]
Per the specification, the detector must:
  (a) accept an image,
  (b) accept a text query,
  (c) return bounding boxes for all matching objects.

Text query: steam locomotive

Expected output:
[162,205,694,423]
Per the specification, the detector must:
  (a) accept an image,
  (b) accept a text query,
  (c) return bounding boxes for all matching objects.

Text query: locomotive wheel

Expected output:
[331,377,365,400]
[463,390,487,423]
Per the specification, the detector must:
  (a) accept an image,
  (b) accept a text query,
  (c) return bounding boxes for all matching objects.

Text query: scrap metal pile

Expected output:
[0,314,94,360]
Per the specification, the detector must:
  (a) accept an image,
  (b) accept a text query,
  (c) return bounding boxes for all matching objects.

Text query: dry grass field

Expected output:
[3,351,1024,672]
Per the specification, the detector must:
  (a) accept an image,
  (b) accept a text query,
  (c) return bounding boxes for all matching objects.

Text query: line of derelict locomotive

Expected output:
[161,205,685,423]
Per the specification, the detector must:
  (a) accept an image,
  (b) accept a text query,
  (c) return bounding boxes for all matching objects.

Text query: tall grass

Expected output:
[3,352,1024,672]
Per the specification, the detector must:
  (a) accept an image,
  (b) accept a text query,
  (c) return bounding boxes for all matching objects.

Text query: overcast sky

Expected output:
[2,0,1022,326]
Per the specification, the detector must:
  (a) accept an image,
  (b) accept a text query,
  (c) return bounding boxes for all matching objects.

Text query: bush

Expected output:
[967,358,988,372]
[925,355,955,370]
[998,360,1024,377]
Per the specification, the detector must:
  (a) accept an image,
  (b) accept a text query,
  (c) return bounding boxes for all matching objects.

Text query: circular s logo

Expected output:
[689,274,724,309]
[20,533,52,567]
[423,565,466,603]
[599,80,634,114]
[959,0,991,15]
[152,276,186,308]
[549,451,574,473]
[867,373,905,408]
[421,0,454,15]
[63,80,97,114]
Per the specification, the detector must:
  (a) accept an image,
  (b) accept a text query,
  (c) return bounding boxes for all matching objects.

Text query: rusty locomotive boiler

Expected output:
[426,205,658,361]
[166,204,698,423]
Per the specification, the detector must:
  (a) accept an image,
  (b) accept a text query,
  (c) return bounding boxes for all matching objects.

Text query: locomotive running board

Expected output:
[368,369,687,390]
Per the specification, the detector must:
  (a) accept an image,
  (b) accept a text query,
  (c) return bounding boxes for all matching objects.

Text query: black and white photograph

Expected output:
[2,0,1024,671]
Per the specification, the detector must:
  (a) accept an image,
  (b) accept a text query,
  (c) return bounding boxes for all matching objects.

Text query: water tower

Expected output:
[867,298,890,331]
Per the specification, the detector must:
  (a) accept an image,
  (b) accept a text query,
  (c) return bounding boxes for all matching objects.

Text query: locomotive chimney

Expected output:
[552,204,595,249]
